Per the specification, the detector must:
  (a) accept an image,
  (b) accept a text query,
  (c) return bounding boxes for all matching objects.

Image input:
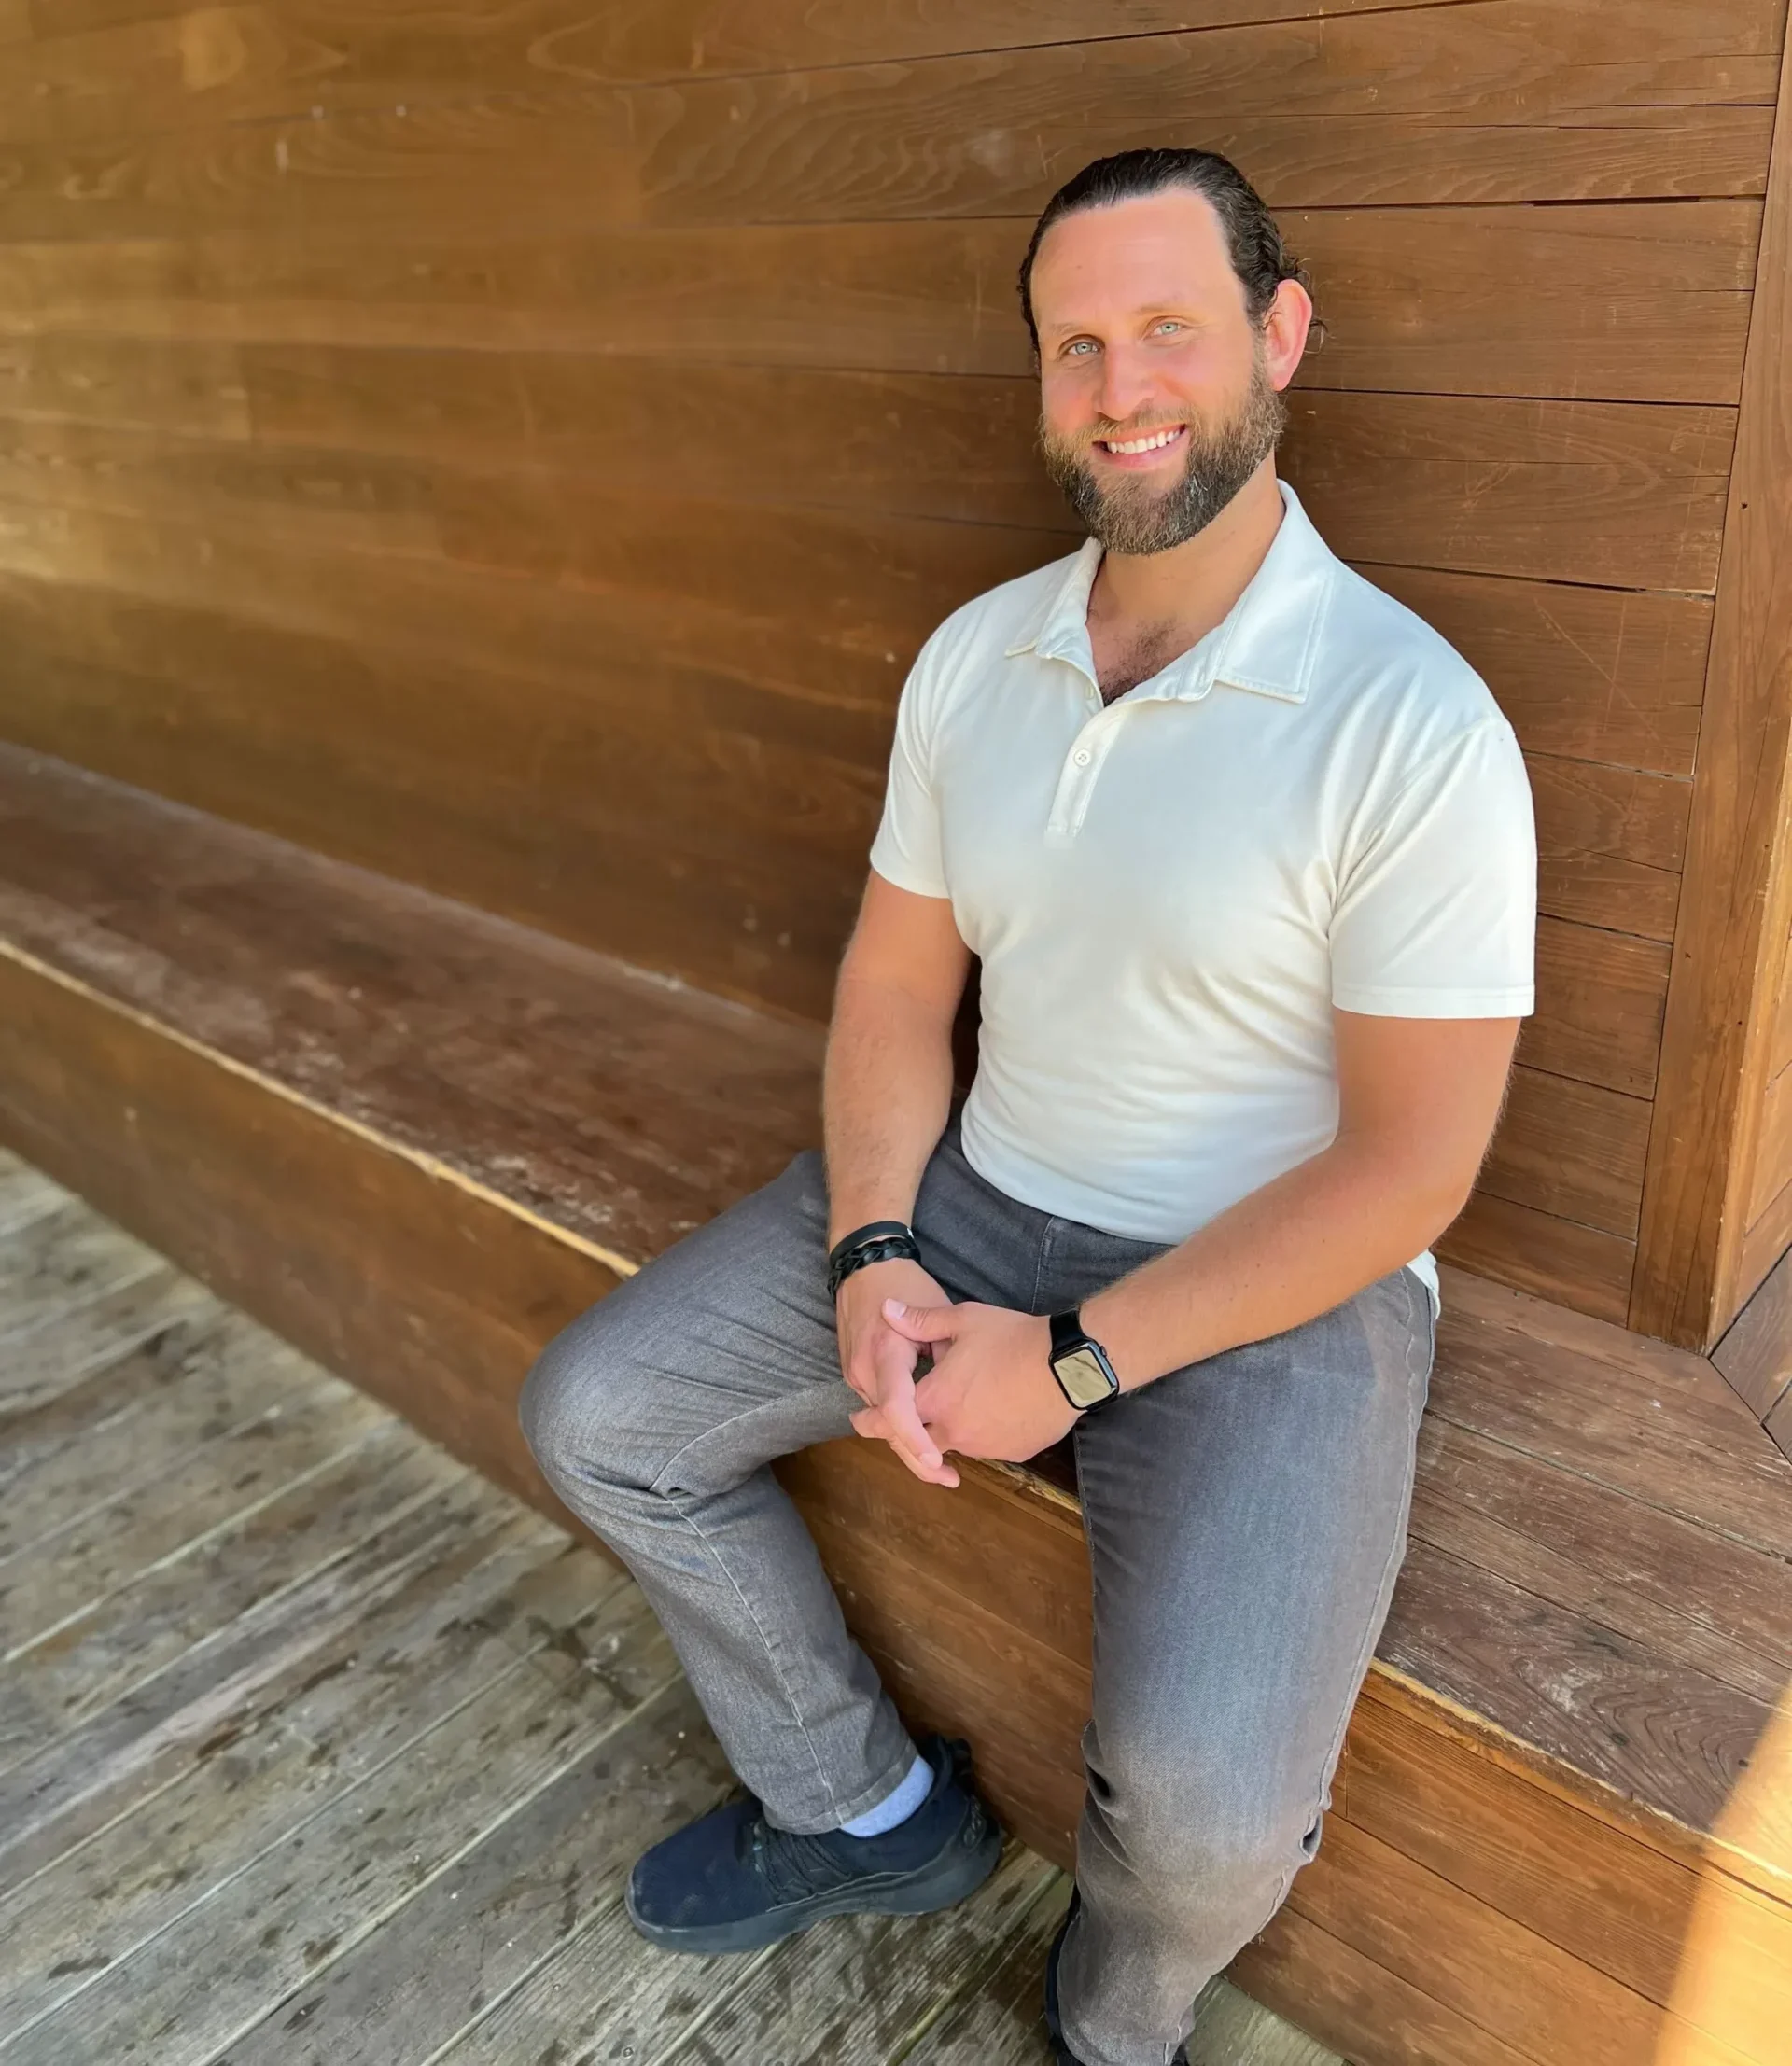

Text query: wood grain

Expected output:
[4,0,1611,112]
[1632,28,1792,1348]
[1341,1699,1702,2010]
[2,1628,681,2065]
[1525,918,1672,1099]
[1713,1241,1792,1421]
[0,1260,217,1423]
[1235,1905,1537,2066]
[1407,1421,1792,1702]
[0,2,1776,247]
[0,741,1673,1431]
[0,201,1762,407]
[0,1504,599,2028]
[0,1305,319,1566]
[0,946,619,1518]
[1435,1261,1756,1417]
[0,413,1718,773]
[1476,1068,1650,1242]
[631,4,1783,226]
[1436,1188,1634,1323]
[1527,756,1687,945]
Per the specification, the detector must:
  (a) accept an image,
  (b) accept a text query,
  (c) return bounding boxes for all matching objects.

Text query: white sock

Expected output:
[839,1750,933,1838]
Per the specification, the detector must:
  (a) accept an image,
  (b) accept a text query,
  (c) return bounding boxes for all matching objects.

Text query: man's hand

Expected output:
[874,1298,1078,1466]
[834,1258,959,1488]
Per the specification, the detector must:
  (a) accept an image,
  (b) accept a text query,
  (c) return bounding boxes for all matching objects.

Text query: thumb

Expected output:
[882,1296,958,1344]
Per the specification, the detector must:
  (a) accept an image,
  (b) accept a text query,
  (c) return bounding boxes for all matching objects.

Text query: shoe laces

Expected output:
[742,1813,865,1905]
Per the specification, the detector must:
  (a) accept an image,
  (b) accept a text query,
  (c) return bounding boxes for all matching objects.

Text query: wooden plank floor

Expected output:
[0,1152,1337,2066]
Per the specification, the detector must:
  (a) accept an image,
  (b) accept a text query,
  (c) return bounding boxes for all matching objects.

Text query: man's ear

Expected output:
[1264,277,1315,393]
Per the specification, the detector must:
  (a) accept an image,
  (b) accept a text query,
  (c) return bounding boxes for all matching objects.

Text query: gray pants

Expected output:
[520,1119,1435,2066]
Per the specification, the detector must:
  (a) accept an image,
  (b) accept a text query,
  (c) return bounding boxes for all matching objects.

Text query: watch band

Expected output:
[827,1220,920,1298]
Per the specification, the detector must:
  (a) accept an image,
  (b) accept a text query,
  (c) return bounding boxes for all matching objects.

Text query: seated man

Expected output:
[520,146,1536,2066]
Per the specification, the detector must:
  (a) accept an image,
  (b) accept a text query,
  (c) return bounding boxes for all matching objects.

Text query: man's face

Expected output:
[1030,189,1306,555]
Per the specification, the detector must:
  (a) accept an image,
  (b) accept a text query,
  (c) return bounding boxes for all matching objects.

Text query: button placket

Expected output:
[1045,706,1124,844]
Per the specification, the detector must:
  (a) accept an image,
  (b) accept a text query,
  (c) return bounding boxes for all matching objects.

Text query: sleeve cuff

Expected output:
[867,847,951,901]
[1332,984,1535,1017]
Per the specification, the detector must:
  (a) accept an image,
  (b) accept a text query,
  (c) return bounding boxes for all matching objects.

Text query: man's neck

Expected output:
[1086,461,1287,659]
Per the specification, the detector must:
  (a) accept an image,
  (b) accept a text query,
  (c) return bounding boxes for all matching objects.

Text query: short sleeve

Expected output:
[1331,719,1537,1017]
[867,649,951,900]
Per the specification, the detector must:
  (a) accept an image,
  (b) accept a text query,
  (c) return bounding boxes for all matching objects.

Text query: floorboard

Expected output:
[0,1159,1337,2066]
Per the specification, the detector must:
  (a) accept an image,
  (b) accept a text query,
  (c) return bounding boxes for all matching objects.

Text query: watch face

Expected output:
[1056,1345,1116,1410]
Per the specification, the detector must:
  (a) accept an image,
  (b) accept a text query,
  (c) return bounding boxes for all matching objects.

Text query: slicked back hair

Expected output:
[1017,148,1313,354]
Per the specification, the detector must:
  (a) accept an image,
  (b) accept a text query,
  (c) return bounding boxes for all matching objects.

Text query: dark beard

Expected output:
[1038,357,1287,557]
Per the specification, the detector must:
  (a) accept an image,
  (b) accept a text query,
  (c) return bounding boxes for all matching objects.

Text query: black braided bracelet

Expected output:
[827,1220,920,1298]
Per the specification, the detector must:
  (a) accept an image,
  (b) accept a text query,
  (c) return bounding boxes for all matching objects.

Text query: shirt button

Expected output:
[1073,749,1092,766]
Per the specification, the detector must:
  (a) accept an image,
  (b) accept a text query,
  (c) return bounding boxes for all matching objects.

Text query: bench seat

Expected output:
[1,743,1786,2066]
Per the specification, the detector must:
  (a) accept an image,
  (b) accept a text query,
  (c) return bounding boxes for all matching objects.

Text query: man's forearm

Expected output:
[1080,1141,1463,1389]
[822,973,958,1245]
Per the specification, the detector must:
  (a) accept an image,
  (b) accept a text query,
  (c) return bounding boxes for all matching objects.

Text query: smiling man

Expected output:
[520,149,1536,2066]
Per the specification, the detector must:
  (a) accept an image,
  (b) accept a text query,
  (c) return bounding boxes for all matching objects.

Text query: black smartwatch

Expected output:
[1048,1308,1121,1412]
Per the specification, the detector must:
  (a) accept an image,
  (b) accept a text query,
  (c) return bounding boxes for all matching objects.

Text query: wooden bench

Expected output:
[2,742,1786,2066]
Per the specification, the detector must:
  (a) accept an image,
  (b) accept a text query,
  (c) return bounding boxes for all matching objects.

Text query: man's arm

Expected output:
[824,870,973,1485]
[884,1010,1519,1465]
[1080,1007,1518,1383]
[823,872,970,1246]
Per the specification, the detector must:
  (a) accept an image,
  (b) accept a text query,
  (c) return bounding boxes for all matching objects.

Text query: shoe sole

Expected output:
[624,1812,1005,1955]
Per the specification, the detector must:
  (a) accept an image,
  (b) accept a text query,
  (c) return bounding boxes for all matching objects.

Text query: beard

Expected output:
[1038,354,1287,557]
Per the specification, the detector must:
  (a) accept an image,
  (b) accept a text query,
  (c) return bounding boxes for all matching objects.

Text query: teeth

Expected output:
[1103,427,1183,455]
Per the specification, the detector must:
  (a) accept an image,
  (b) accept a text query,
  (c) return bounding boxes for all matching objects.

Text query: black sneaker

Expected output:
[624,1734,1003,1955]
[1044,1890,1189,2066]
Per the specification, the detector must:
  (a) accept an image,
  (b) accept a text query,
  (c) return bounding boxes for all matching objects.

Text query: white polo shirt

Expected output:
[868,481,1537,1318]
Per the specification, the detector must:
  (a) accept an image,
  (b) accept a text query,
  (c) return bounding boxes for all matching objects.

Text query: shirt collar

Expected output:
[1001,479,1336,707]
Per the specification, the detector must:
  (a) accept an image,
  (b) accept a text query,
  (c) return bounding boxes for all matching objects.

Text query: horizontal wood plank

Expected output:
[0,3,1777,246]
[0,408,1721,771]
[1365,566,1709,779]
[1235,1905,1537,2066]
[0,200,1762,406]
[1376,1545,1775,1851]
[1287,1816,1731,2066]
[1430,1319,1792,1561]
[633,5,1784,226]
[1408,1420,1792,1701]
[1526,917,1672,1098]
[0,335,1734,589]
[1478,1068,1651,1241]
[1435,1262,1751,1413]
[1527,756,1687,944]
[1341,1699,1701,2011]
[4,0,1630,118]
[1435,1190,1635,1323]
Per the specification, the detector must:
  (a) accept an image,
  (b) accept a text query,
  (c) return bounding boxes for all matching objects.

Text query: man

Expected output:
[520,147,1536,2066]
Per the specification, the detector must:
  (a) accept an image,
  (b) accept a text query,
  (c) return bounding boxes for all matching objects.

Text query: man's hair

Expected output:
[1016,147,1314,353]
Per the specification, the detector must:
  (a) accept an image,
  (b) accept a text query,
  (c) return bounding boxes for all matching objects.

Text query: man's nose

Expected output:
[1094,344,1158,427]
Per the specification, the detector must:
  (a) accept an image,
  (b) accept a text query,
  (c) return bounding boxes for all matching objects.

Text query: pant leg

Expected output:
[518,1147,916,1835]
[1057,1261,1436,2066]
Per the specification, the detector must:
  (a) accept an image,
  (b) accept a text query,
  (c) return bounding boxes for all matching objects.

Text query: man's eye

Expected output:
[1065,339,1099,357]
[1154,320,1184,336]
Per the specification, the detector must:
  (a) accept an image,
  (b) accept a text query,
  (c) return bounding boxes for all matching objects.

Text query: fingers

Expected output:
[881,1297,960,1345]
[849,1404,958,1487]
[849,1397,959,1489]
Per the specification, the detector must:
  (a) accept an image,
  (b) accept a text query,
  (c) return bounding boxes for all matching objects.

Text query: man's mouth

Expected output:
[1093,425,1188,461]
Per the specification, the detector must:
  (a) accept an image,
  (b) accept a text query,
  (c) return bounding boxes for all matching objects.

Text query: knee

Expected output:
[1090,1727,1311,1915]
[518,1300,637,1501]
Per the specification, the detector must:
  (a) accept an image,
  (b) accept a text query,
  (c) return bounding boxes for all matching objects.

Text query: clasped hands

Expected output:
[833,1257,1077,1489]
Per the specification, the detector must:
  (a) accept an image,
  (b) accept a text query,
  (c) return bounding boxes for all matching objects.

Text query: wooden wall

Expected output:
[0,0,1786,1336]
